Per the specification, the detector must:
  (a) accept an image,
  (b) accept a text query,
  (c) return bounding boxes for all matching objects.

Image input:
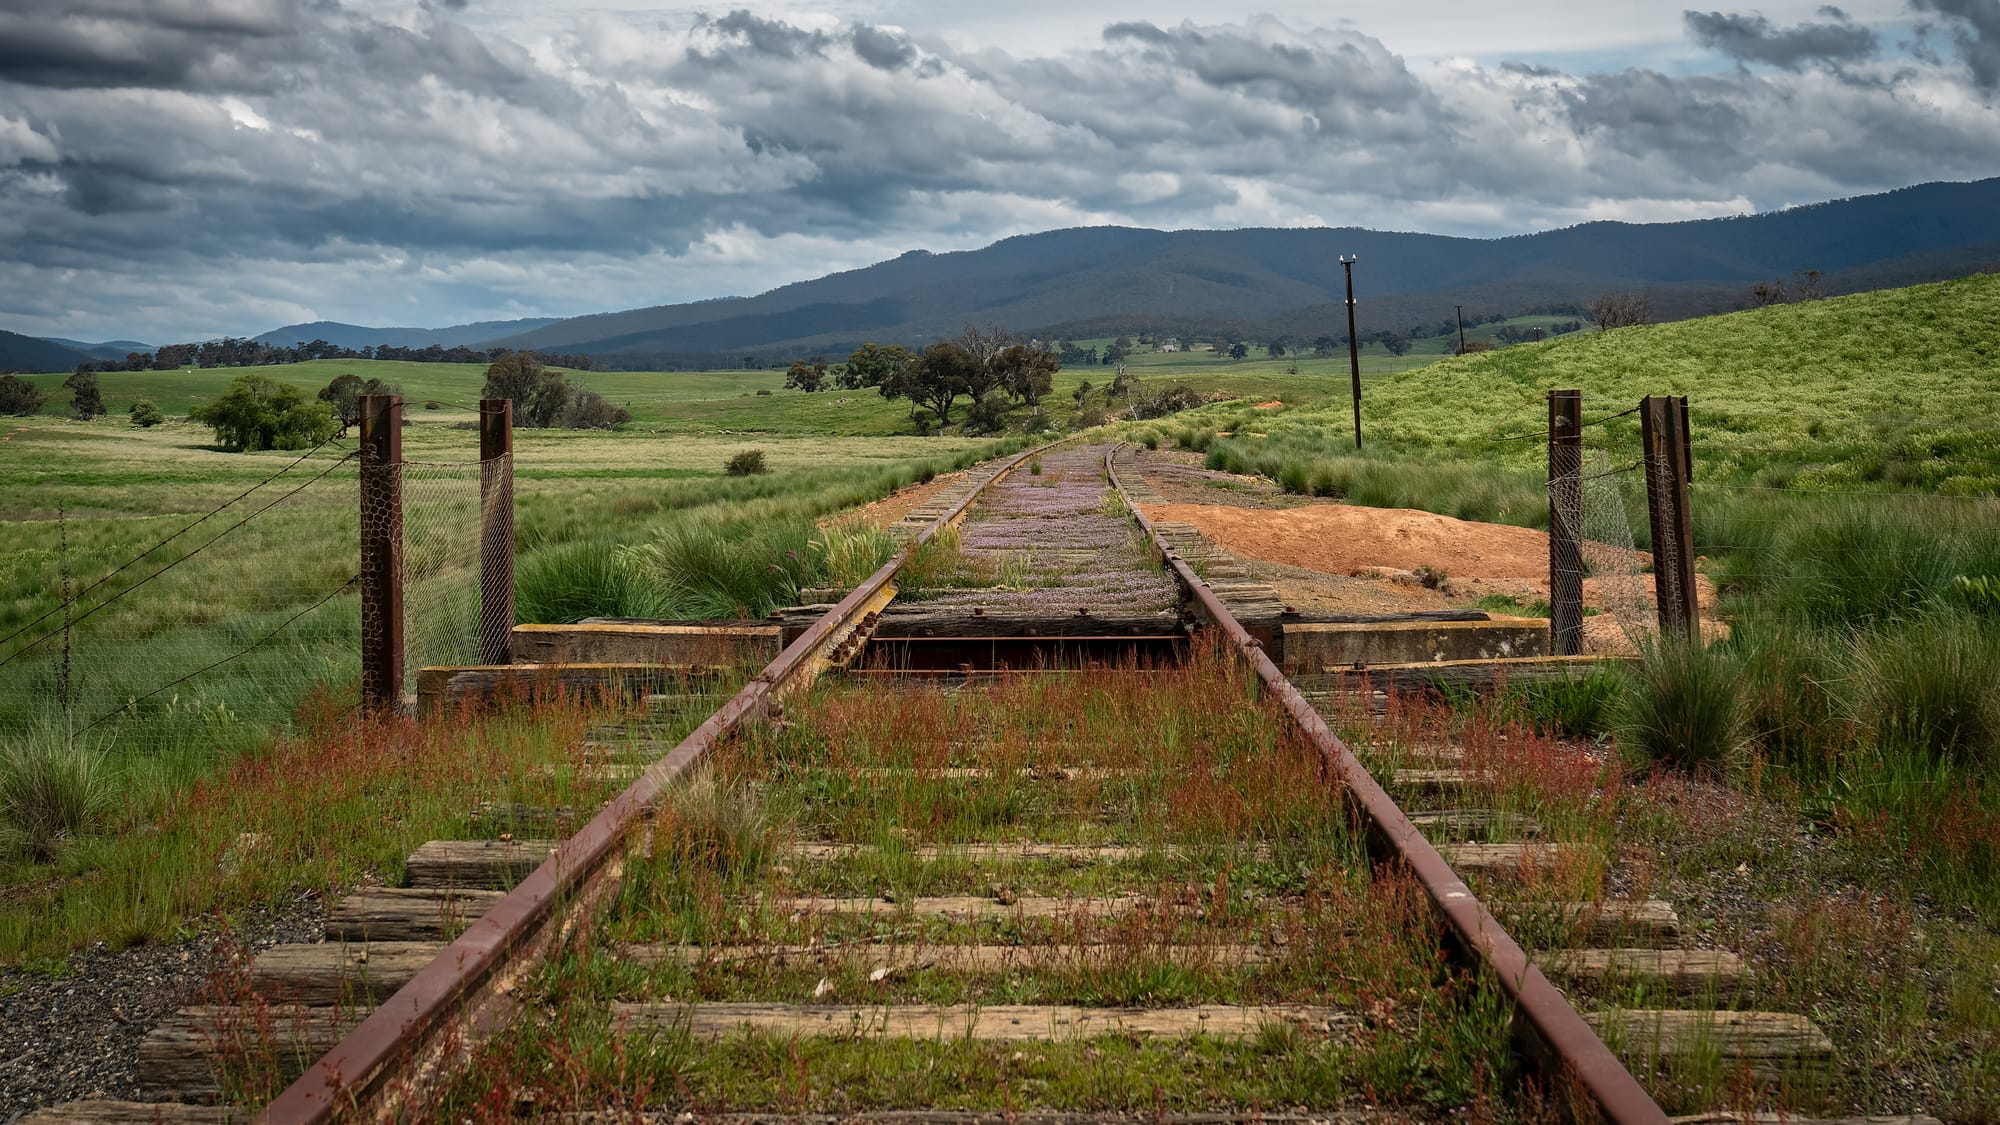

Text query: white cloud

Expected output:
[0,2,1994,341]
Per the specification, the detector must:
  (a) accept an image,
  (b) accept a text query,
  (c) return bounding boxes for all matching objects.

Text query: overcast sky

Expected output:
[2,0,1997,344]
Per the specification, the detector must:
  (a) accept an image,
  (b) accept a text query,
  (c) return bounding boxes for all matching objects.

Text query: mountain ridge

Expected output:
[248,317,563,351]
[483,178,2000,365]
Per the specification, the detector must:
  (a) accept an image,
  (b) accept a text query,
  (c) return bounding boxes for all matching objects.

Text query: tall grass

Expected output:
[515,538,674,623]
[1700,492,1997,629]
[515,444,1017,623]
[1850,615,2000,767]
[0,725,115,863]
[1615,637,1748,775]
[623,521,820,620]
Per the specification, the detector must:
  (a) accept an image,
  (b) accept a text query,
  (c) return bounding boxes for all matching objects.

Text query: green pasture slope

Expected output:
[1186,272,2000,496]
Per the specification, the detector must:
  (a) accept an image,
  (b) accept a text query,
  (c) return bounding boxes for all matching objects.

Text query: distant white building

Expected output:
[1158,338,1181,352]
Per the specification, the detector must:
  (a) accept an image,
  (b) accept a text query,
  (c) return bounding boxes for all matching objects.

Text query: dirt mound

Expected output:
[1143,501,1574,581]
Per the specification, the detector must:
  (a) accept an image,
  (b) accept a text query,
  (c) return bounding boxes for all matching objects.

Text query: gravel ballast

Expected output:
[0,896,326,1117]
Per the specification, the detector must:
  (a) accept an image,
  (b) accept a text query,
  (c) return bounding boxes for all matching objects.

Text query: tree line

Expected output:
[784,327,1064,433]
[71,338,595,376]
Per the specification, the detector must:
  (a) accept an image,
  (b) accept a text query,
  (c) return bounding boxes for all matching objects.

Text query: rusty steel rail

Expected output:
[259,444,1050,1124]
[1104,445,1669,1125]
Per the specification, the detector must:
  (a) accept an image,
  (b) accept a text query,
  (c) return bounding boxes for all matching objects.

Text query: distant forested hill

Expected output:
[0,331,90,374]
[482,178,2000,367]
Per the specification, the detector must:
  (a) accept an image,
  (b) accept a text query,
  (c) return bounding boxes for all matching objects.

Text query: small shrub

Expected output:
[963,389,1010,434]
[1140,431,1160,450]
[1131,384,1206,419]
[424,400,443,410]
[1615,637,1748,774]
[0,727,116,863]
[1413,564,1447,590]
[1851,616,2000,766]
[559,388,630,430]
[755,388,773,396]
[725,449,768,476]
[1029,458,1043,476]
[128,399,164,427]
[0,374,46,416]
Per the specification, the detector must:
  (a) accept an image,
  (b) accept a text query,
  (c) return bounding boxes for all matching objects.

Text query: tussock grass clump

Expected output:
[655,770,772,883]
[1615,638,1748,774]
[625,521,819,620]
[1505,667,1629,739]
[895,525,971,595]
[1851,616,2000,766]
[515,538,672,624]
[0,726,115,862]
[809,521,895,589]
[1728,623,1847,770]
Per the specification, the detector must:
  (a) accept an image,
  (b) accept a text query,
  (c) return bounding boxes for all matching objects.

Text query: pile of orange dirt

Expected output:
[1144,501,1568,581]
[1141,500,1718,619]
[1251,400,1284,409]
[838,469,968,530]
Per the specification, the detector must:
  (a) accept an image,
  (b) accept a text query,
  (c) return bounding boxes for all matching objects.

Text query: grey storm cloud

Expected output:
[3,2,2000,341]
[1912,0,2000,90]
[1684,7,1879,69]
[850,24,918,71]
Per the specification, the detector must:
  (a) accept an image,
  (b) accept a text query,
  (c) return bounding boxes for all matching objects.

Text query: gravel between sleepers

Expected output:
[0,894,328,1118]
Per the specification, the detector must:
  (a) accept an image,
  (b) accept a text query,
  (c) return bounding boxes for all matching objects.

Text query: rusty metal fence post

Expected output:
[479,399,515,666]
[1640,395,1698,639]
[359,394,404,709]
[1547,389,1584,655]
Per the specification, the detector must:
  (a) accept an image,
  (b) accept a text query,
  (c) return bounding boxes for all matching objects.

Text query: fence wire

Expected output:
[0,444,361,758]
[3,433,509,756]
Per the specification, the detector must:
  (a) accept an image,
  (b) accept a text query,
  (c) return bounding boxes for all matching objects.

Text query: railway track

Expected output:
[28,442,1916,1124]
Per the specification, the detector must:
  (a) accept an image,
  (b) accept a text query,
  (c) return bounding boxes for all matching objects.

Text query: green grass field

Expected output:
[12,355,1332,437]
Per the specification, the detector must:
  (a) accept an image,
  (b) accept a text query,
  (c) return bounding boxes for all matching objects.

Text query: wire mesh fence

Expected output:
[1551,393,1998,651]
[1572,448,1653,652]
[0,441,362,759]
[1,417,505,759]
[400,456,499,694]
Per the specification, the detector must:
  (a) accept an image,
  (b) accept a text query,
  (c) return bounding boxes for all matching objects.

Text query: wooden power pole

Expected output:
[1342,255,1361,450]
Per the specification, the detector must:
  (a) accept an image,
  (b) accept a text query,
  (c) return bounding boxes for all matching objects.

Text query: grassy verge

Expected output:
[0,689,732,962]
